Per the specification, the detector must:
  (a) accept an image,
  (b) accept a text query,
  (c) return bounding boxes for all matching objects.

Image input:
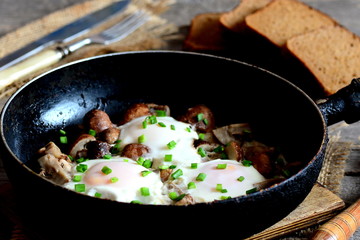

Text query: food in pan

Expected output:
[37,103,290,205]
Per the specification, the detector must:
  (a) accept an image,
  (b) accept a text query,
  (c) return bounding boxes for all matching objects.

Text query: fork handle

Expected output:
[0,48,63,91]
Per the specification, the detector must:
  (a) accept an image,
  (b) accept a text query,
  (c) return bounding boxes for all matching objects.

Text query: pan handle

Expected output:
[317,78,360,125]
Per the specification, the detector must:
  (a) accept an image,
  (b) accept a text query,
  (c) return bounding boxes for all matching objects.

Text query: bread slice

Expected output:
[245,0,338,47]
[183,13,226,51]
[220,0,272,33]
[286,25,360,95]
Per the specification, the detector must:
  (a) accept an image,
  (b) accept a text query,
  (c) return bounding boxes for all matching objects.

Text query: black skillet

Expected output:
[1,51,359,239]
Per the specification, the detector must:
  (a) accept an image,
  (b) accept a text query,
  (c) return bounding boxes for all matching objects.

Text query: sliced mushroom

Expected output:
[84,109,113,133]
[38,142,72,185]
[121,103,151,124]
[160,168,173,182]
[175,194,195,206]
[225,141,244,161]
[196,142,224,161]
[121,143,150,160]
[69,134,96,159]
[178,105,215,133]
[86,140,111,159]
[212,123,251,145]
[99,127,120,144]
[147,103,170,116]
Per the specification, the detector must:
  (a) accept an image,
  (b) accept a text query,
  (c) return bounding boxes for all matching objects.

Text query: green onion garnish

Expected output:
[158,122,166,128]
[246,187,257,194]
[146,115,157,124]
[171,169,183,179]
[216,184,223,192]
[60,136,68,144]
[94,192,102,198]
[73,175,82,182]
[220,196,231,200]
[203,118,209,125]
[76,164,88,173]
[103,154,112,160]
[164,154,173,162]
[74,184,86,192]
[137,157,145,165]
[169,192,179,200]
[170,125,176,130]
[101,166,112,175]
[138,134,146,144]
[242,160,253,167]
[196,173,207,181]
[59,129,66,135]
[141,170,152,177]
[237,176,245,182]
[140,187,150,196]
[190,163,198,169]
[187,182,196,189]
[88,129,96,136]
[213,145,225,153]
[131,200,143,204]
[197,147,206,157]
[197,113,204,121]
[216,163,227,169]
[110,177,119,183]
[185,127,191,132]
[75,157,87,163]
[142,159,152,168]
[198,133,205,140]
[158,165,169,170]
[167,140,177,149]
[155,110,166,117]
[142,120,147,129]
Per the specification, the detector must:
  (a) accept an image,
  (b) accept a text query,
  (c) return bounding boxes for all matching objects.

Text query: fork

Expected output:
[0,10,149,91]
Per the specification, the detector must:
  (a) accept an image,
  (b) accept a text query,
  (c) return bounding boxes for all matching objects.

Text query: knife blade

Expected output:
[0,0,130,71]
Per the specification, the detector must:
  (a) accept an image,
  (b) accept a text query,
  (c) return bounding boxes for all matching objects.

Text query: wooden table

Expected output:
[0,0,359,239]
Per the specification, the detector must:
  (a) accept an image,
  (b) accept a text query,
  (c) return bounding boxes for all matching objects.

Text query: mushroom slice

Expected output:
[38,142,72,185]
[86,140,111,159]
[175,194,195,206]
[121,103,151,124]
[121,143,150,160]
[178,105,215,133]
[99,127,120,144]
[147,103,170,116]
[196,142,224,161]
[84,109,113,133]
[225,141,244,161]
[69,134,96,159]
[212,123,251,145]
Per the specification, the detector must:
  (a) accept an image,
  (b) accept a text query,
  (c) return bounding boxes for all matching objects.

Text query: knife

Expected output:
[0,0,130,71]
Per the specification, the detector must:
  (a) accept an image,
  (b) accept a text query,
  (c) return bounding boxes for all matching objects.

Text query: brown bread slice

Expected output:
[220,0,272,33]
[245,0,338,47]
[286,25,360,95]
[183,12,227,51]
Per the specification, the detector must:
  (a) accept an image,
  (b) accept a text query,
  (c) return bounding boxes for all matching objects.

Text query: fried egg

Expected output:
[118,116,201,169]
[172,159,266,202]
[64,157,170,204]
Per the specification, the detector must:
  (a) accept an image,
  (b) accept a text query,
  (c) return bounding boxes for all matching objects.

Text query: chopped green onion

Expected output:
[197,113,204,121]
[197,147,206,157]
[216,184,223,191]
[131,200,142,204]
[94,192,102,198]
[190,163,198,169]
[75,157,87,163]
[167,140,177,149]
[138,134,146,144]
[158,165,169,170]
[187,182,196,189]
[103,154,112,160]
[110,177,119,183]
[142,159,152,168]
[59,129,66,135]
[140,187,150,196]
[203,118,209,125]
[101,166,112,175]
[169,165,177,169]
[169,192,179,200]
[170,125,176,130]
[60,136,68,144]
[73,175,82,182]
[242,160,253,167]
[88,129,96,136]
[76,164,88,173]
[220,196,231,200]
[185,127,191,132]
[141,170,152,177]
[68,155,74,161]
[158,122,166,128]
[142,120,147,129]
[213,145,225,153]
[171,169,183,179]
[110,143,121,154]
[237,176,245,182]
[198,133,205,140]
[246,187,257,195]
[196,173,207,181]
[146,115,157,124]
[155,110,166,117]
[75,184,86,192]
[216,163,227,169]
[164,154,173,162]
[137,157,145,165]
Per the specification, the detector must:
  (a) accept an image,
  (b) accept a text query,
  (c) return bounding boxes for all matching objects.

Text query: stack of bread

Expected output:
[183,0,360,97]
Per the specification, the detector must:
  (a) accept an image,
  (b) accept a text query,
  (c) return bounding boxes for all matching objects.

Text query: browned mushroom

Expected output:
[212,123,251,145]
[147,103,170,116]
[160,168,173,182]
[69,133,96,159]
[121,103,151,124]
[86,140,111,159]
[84,109,113,133]
[225,141,244,161]
[175,194,195,205]
[178,105,215,133]
[99,127,120,144]
[121,143,150,160]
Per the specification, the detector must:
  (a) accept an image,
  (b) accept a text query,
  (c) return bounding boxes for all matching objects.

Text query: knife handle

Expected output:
[0,49,63,91]
[311,199,360,240]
